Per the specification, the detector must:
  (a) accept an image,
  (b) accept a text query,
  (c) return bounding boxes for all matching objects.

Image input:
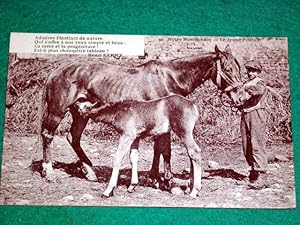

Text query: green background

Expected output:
[0,0,299,224]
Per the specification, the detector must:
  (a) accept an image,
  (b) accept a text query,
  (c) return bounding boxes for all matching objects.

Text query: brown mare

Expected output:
[78,94,201,198]
[40,45,244,187]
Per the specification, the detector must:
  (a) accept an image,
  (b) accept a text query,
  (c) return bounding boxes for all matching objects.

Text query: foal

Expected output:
[79,94,201,198]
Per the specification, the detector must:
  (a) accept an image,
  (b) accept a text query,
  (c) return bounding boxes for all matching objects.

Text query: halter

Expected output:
[216,59,244,111]
[216,60,243,92]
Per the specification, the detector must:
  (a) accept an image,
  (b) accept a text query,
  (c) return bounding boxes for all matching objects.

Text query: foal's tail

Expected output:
[193,103,200,122]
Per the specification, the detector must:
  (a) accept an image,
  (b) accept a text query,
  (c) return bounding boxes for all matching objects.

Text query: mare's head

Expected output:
[213,45,247,107]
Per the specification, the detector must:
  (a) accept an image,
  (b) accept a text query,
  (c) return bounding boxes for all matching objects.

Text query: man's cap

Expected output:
[244,60,262,72]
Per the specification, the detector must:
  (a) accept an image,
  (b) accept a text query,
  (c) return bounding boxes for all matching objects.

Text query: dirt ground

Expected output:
[0,132,296,208]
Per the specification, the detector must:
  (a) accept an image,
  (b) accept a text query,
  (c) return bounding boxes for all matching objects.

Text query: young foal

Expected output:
[79,94,201,198]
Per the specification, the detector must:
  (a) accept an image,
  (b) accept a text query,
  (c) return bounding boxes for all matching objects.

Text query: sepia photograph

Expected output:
[0,34,295,208]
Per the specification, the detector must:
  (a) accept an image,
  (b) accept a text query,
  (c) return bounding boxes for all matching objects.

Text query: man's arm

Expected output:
[245,81,266,96]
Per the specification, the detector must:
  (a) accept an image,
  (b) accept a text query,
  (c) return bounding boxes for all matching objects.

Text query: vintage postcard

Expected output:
[0,33,295,208]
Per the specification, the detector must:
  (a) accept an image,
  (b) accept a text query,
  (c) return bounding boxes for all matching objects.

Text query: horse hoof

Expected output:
[147,176,160,189]
[189,189,199,199]
[42,169,57,182]
[42,162,56,181]
[81,163,98,181]
[161,178,173,191]
[164,172,173,182]
[41,169,47,178]
[151,179,160,189]
[45,173,57,183]
[101,194,110,199]
[85,173,98,182]
[189,193,197,198]
[101,191,114,198]
[127,184,137,193]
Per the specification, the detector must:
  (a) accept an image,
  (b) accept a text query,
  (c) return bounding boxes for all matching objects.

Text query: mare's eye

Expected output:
[224,67,231,73]
[226,67,233,73]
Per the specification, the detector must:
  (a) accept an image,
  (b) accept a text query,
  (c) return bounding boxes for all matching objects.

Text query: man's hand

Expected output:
[245,82,265,96]
[245,86,257,95]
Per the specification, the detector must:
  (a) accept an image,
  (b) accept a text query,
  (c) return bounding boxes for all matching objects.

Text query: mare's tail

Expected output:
[37,86,48,151]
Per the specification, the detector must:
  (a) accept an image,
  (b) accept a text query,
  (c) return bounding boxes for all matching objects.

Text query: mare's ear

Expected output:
[224,45,232,54]
[215,45,222,59]
[215,45,221,54]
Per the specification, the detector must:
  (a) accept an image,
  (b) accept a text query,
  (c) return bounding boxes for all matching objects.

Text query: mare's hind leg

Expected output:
[149,133,173,189]
[67,108,97,181]
[41,112,64,182]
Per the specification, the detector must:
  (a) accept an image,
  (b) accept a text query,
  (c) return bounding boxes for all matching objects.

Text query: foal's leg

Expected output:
[103,135,135,197]
[128,138,139,193]
[41,112,63,182]
[66,108,97,181]
[149,133,173,188]
[182,134,202,198]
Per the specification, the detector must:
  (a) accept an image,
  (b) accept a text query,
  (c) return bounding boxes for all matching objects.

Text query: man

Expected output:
[240,60,269,189]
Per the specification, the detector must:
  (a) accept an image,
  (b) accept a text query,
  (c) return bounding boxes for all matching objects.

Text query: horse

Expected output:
[78,94,201,198]
[40,45,245,187]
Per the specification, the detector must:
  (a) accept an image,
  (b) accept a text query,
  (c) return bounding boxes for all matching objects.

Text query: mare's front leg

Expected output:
[149,133,173,189]
[102,135,135,197]
[67,108,97,181]
[41,112,64,182]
